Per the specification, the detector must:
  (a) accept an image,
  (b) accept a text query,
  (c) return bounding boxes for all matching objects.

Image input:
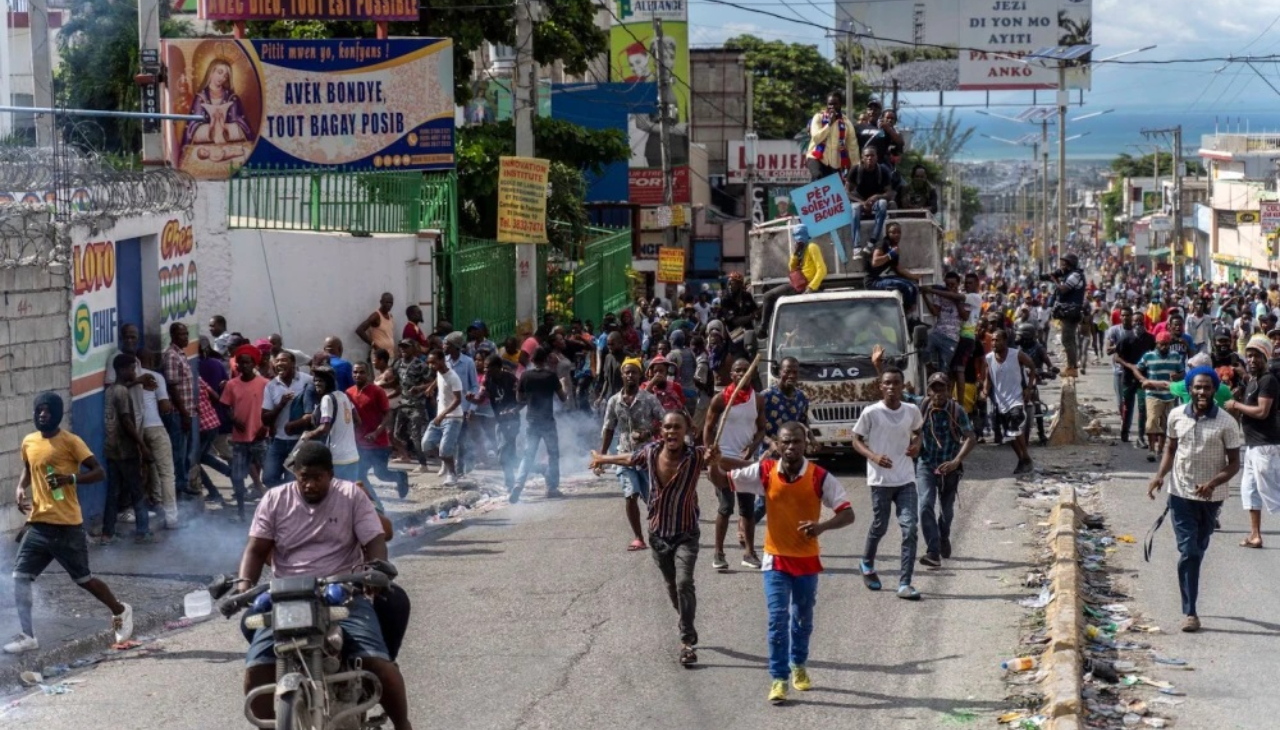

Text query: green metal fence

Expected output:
[441,225,632,341]
[227,165,457,237]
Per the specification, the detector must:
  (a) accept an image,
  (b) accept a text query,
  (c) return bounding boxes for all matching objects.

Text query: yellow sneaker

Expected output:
[768,679,788,705]
[791,665,812,691]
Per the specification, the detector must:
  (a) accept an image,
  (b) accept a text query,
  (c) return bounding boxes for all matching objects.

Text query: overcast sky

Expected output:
[688,0,1280,114]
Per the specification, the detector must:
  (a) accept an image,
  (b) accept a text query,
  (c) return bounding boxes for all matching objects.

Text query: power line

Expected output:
[695,0,1280,67]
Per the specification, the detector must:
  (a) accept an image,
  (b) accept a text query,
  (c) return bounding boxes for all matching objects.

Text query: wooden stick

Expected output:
[712,352,763,449]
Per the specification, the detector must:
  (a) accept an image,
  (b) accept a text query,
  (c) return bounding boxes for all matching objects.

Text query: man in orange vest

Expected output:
[711,422,855,706]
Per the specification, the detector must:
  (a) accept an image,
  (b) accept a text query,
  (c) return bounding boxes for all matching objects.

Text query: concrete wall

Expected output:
[0,264,71,532]
[220,228,423,363]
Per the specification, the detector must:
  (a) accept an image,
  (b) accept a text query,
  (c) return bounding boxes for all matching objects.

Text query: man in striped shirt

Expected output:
[1134,332,1186,463]
[591,411,711,667]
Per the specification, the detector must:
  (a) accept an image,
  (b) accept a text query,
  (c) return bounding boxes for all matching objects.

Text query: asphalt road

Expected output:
[0,444,1046,729]
[1073,362,1280,730]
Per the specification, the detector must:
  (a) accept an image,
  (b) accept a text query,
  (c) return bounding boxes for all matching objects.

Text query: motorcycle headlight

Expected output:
[272,601,316,632]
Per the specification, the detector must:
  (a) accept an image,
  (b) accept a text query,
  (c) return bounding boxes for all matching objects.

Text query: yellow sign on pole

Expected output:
[497,156,550,244]
[657,247,685,284]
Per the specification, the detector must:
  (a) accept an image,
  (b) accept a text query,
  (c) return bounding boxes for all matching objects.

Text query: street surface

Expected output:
[2,450,1038,728]
[1071,362,1280,730]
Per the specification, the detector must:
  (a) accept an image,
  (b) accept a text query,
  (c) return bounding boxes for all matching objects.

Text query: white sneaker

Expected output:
[437,462,447,476]
[119,511,136,524]
[443,474,459,486]
[114,603,134,644]
[3,633,38,654]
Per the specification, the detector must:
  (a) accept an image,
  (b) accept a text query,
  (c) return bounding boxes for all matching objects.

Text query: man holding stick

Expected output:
[703,357,766,571]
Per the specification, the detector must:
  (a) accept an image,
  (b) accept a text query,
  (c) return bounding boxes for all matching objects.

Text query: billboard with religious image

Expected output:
[162,38,455,179]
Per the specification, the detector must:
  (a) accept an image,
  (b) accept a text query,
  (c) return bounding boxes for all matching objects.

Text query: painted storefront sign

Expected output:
[70,239,119,387]
[162,38,455,180]
[497,156,551,244]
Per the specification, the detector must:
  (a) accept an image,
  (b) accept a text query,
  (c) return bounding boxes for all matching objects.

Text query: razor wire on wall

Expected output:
[1,116,198,268]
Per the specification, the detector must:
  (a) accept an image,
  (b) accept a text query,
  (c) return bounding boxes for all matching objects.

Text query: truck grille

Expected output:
[810,404,864,423]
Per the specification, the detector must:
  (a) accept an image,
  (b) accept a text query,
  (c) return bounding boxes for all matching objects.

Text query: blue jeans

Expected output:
[495,417,521,489]
[358,447,409,497]
[105,457,150,537]
[1169,494,1222,616]
[916,462,959,557]
[263,438,298,487]
[764,570,819,679]
[333,462,360,481]
[864,484,919,586]
[162,411,191,493]
[230,440,266,510]
[852,198,889,247]
[514,417,560,492]
[870,276,919,313]
[197,428,231,499]
[926,330,959,374]
[618,467,649,500]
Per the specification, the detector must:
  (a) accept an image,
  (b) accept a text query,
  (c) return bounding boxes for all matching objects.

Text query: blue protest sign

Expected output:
[789,174,852,238]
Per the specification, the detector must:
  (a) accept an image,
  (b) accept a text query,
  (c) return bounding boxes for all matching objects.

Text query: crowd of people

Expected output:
[13,222,1280,712]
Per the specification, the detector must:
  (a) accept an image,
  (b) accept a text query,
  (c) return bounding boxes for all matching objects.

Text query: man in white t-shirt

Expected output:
[136,360,179,530]
[300,367,360,482]
[422,348,465,485]
[851,367,924,600]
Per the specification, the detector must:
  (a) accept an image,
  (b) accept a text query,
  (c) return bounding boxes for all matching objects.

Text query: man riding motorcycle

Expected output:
[230,441,414,730]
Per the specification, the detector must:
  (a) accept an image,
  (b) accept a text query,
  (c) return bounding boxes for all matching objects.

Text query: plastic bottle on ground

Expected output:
[1001,657,1037,672]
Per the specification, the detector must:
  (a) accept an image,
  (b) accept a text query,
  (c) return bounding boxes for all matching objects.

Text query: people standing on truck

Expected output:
[922,271,968,375]
[982,329,1037,475]
[757,223,828,339]
[704,358,766,571]
[897,164,939,216]
[867,222,921,319]
[851,366,924,600]
[709,423,855,705]
[805,92,852,182]
[848,148,894,252]
[718,272,759,343]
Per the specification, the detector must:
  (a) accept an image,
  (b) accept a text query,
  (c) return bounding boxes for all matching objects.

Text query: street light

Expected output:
[1024,45,1155,258]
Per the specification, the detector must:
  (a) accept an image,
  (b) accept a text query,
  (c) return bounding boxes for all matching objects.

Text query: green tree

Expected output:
[723,35,864,140]
[56,0,191,155]
[232,0,607,106]
[912,109,975,167]
[455,117,628,248]
[1109,151,1205,179]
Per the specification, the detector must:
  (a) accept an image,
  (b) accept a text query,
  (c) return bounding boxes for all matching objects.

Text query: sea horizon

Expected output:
[903,109,1280,164]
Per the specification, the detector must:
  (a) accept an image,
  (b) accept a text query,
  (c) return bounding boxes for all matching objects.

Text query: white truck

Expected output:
[748,215,945,454]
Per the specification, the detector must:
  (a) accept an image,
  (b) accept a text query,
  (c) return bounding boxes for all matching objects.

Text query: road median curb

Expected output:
[1043,483,1084,730]
[1,489,488,692]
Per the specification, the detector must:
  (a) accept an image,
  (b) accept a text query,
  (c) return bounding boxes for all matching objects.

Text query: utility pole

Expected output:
[0,0,10,138]
[744,69,757,226]
[1055,63,1067,263]
[1041,119,1050,272]
[514,0,540,334]
[1142,125,1184,286]
[138,0,163,162]
[653,16,676,247]
[29,0,55,146]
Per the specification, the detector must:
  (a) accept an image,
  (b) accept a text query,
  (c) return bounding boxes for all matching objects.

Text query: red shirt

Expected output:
[402,322,429,348]
[347,382,391,450]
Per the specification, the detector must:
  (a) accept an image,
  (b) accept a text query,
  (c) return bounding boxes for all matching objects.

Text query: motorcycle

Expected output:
[211,560,397,730]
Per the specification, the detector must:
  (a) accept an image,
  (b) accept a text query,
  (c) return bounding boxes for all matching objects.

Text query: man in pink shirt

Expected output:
[220,345,269,520]
[231,441,413,730]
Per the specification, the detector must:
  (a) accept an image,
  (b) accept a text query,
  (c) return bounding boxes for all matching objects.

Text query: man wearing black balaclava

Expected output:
[6,392,135,655]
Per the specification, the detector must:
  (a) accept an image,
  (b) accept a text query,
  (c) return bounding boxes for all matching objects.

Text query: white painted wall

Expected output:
[223,229,421,362]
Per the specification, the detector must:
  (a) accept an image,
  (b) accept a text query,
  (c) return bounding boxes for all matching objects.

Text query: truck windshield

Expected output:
[771,298,906,361]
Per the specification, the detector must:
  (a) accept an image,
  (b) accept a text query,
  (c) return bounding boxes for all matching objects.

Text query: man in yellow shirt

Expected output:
[757,223,828,339]
[5,392,134,654]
